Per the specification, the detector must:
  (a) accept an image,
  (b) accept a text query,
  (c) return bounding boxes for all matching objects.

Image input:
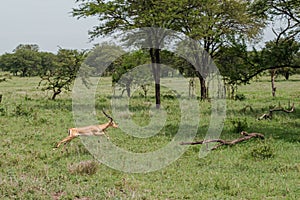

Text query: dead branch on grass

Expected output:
[180,131,264,150]
[258,103,295,120]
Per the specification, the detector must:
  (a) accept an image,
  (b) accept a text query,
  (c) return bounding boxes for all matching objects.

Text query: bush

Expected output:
[13,104,33,117]
[68,160,99,175]
[12,104,33,117]
[235,93,246,101]
[250,144,274,160]
[0,105,7,116]
[231,118,248,133]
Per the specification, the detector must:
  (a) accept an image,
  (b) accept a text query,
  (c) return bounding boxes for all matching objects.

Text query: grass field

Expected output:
[0,75,299,199]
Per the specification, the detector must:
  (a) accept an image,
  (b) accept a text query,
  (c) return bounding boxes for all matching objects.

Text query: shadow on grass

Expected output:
[32,98,73,111]
[249,121,300,143]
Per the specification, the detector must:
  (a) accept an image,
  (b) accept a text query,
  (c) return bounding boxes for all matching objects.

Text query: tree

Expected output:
[73,0,196,108]
[215,37,300,98]
[256,0,300,40]
[84,42,125,76]
[261,38,300,96]
[38,48,86,100]
[0,53,17,75]
[73,0,265,101]
[14,44,39,52]
[251,0,300,96]
[0,44,41,76]
[176,0,266,99]
[112,50,150,97]
[216,41,251,99]
[39,52,57,76]
[14,47,41,77]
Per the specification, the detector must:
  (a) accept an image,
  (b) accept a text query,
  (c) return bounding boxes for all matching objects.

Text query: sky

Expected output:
[0,0,275,54]
[0,0,99,54]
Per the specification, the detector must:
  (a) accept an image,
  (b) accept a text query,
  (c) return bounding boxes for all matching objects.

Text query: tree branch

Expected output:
[258,103,295,120]
[180,131,264,150]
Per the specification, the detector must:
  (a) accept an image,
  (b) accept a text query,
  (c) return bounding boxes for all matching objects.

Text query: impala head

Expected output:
[102,110,118,128]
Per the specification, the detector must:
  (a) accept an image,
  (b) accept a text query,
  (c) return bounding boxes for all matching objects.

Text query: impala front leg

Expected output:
[103,130,110,140]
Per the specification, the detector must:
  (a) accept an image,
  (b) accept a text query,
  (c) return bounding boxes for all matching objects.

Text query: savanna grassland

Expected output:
[0,76,299,199]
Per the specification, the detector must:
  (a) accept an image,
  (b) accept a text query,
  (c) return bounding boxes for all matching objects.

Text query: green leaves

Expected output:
[112,50,150,97]
[262,38,300,67]
[0,44,41,77]
[38,48,87,100]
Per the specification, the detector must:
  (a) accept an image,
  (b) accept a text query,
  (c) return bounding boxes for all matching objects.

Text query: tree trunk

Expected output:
[126,83,131,97]
[195,71,207,100]
[189,78,195,98]
[150,48,161,109]
[200,76,207,100]
[52,89,61,100]
[21,69,27,77]
[284,71,290,80]
[194,46,210,100]
[271,69,276,97]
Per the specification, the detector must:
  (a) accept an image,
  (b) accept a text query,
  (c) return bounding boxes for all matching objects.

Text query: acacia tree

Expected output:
[84,42,125,76]
[214,1,300,98]
[73,0,187,108]
[73,0,266,102]
[254,0,300,96]
[262,38,300,96]
[221,0,300,97]
[112,50,150,97]
[38,49,86,100]
[216,41,252,99]
[176,0,266,99]
[215,37,300,98]
[258,0,300,39]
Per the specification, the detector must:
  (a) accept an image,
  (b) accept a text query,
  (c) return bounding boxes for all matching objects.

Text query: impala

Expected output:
[55,110,118,149]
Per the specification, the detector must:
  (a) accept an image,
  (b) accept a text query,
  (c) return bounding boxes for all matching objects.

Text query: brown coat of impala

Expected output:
[55,110,118,149]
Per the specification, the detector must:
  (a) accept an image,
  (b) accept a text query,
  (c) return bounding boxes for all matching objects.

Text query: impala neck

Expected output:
[100,121,112,131]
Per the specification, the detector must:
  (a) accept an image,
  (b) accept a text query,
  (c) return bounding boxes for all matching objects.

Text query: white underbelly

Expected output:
[76,131,104,136]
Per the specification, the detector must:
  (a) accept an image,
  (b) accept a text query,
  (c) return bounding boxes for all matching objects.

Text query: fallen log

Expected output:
[180,131,264,150]
[258,103,295,120]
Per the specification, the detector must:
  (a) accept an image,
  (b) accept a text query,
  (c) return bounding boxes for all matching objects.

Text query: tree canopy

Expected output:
[72,0,267,101]
[38,48,87,100]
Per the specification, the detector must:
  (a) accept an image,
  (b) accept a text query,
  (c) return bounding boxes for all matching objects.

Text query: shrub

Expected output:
[0,105,6,116]
[12,104,33,117]
[68,160,99,175]
[231,118,248,133]
[250,144,274,160]
[235,93,246,101]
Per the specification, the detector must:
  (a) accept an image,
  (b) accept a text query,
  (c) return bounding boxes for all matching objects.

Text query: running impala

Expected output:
[55,110,118,149]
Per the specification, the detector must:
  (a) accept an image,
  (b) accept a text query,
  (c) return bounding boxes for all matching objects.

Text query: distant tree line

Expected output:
[0,44,87,99]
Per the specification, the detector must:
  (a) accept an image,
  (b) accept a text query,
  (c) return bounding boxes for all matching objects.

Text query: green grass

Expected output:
[0,75,299,199]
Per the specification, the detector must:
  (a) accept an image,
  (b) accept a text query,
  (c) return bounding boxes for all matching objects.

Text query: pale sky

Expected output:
[0,0,275,54]
[0,0,99,54]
